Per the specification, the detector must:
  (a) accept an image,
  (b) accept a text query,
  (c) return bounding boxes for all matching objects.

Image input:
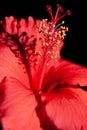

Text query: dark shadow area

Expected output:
[0,123,2,130]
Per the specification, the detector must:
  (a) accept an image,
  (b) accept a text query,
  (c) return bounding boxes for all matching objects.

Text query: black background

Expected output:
[0,0,87,67]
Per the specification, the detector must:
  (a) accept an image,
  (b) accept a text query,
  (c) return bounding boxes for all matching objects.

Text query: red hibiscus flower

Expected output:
[0,5,87,130]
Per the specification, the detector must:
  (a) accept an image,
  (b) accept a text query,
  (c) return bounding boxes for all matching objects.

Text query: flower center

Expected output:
[0,4,71,91]
[38,4,70,66]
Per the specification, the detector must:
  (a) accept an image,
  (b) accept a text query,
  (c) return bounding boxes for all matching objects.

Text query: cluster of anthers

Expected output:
[39,4,70,40]
[36,4,71,66]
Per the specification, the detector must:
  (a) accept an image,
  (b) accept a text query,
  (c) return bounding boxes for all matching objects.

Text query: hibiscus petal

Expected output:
[5,16,41,38]
[5,16,17,34]
[56,59,87,86]
[0,16,42,90]
[38,85,87,130]
[42,59,87,91]
[0,76,42,130]
[19,18,27,34]
[0,45,29,86]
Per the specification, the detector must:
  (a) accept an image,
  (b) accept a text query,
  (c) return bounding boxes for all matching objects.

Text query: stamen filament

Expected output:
[55,13,68,23]
[54,21,64,30]
[55,8,59,20]
[46,5,54,22]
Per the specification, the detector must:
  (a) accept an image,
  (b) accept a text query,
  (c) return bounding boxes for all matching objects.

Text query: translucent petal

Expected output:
[42,59,87,91]
[0,45,29,87]
[0,76,42,130]
[39,85,87,130]
[5,16,17,34]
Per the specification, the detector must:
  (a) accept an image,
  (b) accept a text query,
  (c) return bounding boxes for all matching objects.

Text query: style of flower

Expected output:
[0,4,87,130]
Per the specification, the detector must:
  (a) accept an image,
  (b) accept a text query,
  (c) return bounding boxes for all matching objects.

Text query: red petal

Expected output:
[57,59,87,86]
[42,59,87,91]
[5,16,41,37]
[0,16,41,89]
[0,77,42,130]
[5,16,18,34]
[0,46,29,86]
[4,16,41,50]
[39,85,87,130]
